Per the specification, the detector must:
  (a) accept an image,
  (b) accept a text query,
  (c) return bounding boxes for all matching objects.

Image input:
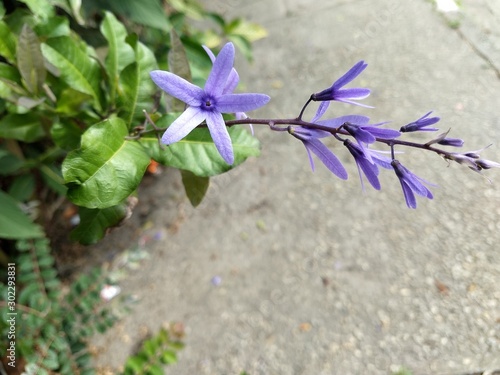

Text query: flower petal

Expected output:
[317,115,370,128]
[205,43,235,97]
[217,93,270,113]
[363,126,401,139]
[150,70,203,106]
[305,139,347,179]
[400,180,417,209]
[206,111,234,164]
[333,60,367,89]
[161,107,206,145]
[203,45,239,94]
[358,158,380,190]
[312,101,330,123]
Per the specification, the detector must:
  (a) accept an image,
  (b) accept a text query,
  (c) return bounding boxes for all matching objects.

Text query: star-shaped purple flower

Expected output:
[311,61,372,122]
[391,160,434,208]
[150,42,270,164]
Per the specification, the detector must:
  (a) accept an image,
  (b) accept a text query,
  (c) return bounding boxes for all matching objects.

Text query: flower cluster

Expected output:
[149,42,499,208]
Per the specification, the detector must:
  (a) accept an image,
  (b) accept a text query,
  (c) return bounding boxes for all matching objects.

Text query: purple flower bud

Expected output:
[400,111,440,133]
[391,160,434,208]
[437,137,464,147]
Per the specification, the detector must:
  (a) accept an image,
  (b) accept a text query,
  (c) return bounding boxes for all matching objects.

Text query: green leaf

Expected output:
[0,20,17,64]
[17,24,46,95]
[40,164,67,196]
[50,120,83,150]
[0,62,25,97]
[117,35,157,127]
[167,29,191,112]
[225,18,268,42]
[17,0,54,20]
[0,113,45,142]
[100,11,134,104]
[85,0,171,31]
[0,147,24,175]
[160,350,178,364]
[148,364,164,375]
[168,0,206,19]
[70,203,128,245]
[8,174,35,201]
[180,170,209,207]
[0,190,44,239]
[41,36,103,112]
[141,117,260,177]
[55,87,92,115]
[124,356,147,373]
[34,15,70,38]
[62,117,151,208]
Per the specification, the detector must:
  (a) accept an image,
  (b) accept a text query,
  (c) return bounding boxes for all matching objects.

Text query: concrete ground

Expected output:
[93,1,500,374]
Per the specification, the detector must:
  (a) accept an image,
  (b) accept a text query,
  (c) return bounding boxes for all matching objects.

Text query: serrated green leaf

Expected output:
[181,170,209,207]
[0,20,17,64]
[41,36,103,112]
[7,174,35,201]
[0,190,44,239]
[50,121,83,150]
[100,11,135,104]
[70,203,128,245]
[141,117,260,177]
[117,36,157,127]
[62,117,150,208]
[17,24,46,95]
[167,29,191,112]
[0,113,45,142]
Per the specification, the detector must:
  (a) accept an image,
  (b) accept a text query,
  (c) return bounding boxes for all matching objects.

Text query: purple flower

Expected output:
[288,126,347,180]
[150,42,270,164]
[317,115,400,145]
[343,139,381,190]
[391,160,434,208]
[203,45,254,135]
[400,111,440,133]
[311,61,372,122]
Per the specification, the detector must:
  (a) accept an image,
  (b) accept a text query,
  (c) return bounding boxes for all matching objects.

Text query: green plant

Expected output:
[122,324,185,375]
[0,0,266,246]
[0,238,117,374]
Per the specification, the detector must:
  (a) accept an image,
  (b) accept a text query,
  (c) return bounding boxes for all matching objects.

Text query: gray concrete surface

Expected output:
[93,1,500,374]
